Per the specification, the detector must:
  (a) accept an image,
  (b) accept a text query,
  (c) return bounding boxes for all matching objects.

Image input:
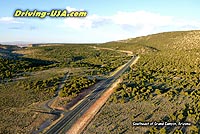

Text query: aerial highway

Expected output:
[45,55,138,134]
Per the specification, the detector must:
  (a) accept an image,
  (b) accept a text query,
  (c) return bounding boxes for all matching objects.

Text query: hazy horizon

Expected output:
[1,0,200,43]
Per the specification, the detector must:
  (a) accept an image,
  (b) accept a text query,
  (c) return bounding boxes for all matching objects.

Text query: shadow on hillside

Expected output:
[0,46,23,59]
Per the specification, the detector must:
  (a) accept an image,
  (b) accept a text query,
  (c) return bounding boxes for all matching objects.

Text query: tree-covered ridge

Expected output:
[100,30,200,53]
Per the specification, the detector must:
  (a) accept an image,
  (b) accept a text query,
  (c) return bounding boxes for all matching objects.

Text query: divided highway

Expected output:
[45,55,138,134]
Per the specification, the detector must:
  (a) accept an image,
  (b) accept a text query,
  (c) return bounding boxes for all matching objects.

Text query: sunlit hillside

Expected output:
[100,30,200,53]
[84,30,200,134]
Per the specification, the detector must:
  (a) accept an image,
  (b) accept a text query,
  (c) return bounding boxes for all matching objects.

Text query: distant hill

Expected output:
[0,41,32,46]
[100,30,200,53]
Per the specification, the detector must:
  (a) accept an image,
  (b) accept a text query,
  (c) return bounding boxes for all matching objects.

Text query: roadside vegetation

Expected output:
[59,76,97,97]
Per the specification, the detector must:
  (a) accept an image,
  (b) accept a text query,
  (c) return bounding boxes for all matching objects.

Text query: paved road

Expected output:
[42,72,69,112]
[45,55,138,134]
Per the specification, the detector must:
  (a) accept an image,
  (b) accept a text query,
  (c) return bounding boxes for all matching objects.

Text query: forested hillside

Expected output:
[84,30,200,134]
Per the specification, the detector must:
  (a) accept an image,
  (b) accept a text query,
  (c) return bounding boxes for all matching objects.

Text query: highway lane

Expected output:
[45,55,138,134]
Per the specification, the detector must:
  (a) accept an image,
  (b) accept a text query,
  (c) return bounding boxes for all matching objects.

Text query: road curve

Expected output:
[45,55,138,134]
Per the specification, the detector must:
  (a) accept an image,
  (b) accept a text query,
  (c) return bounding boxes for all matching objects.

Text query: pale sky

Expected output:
[0,0,200,43]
